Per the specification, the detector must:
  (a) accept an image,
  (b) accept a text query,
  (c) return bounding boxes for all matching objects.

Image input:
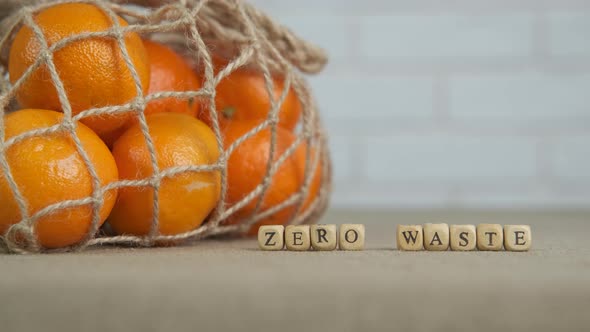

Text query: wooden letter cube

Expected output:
[339,224,365,250]
[396,225,424,251]
[285,225,310,251]
[258,225,284,250]
[476,224,504,251]
[311,224,337,251]
[449,225,476,251]
[423,223,449,251]
[504,225,532,252]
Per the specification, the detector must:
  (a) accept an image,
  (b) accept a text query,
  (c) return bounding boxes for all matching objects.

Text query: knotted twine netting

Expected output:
[0,0,331,254]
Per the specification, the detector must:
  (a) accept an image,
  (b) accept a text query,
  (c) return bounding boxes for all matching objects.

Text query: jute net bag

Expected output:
[0,0,331,254]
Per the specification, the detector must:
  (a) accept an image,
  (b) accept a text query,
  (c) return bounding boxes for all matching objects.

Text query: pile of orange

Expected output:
[0,3,321,249]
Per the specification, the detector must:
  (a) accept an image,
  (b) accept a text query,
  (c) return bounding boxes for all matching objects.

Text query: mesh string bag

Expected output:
[0,0,331,254]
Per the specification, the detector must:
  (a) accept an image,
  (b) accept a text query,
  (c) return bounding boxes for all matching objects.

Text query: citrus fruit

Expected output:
[143,39,201,117]
[223,121,321,235]
[199,67,302,131]
[108,113,221,236]
[101,40,202,147]
[8,3,150,141]
[0,109,119,249]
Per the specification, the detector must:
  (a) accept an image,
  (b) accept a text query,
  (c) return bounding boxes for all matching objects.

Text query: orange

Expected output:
[101,40,203,147]
[199,67,302,132]
[143,40,201,117]
[8,3,150,141]
[223,121,321,235]
[0,109,118,249]
[108,113,221,236]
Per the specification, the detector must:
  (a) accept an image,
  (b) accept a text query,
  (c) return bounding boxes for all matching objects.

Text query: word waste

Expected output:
[396,224,531,251]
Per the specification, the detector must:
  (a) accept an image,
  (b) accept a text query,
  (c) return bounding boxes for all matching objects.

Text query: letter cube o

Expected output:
[339,224,365,250]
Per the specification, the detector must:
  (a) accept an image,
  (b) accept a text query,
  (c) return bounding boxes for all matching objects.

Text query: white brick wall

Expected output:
[548,13,590,56]
[311,76,434,120]
[360,15,534,59]
[365,135,538,183]
[251,0,590,209]
[450,73,590,122]
[549,136,590,183]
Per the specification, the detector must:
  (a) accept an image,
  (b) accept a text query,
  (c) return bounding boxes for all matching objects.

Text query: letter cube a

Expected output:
[339,224,365,250]
[477,224,504,251]
[423,223,449,251]
[503,225,531,252]
[311,224,337,251]
[285,225,311,251]
[258,225,284,251]
[449,225,476,251]
[396,225,423,251]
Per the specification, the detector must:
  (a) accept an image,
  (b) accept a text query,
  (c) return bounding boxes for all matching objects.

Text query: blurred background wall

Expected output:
[252,0,590,210]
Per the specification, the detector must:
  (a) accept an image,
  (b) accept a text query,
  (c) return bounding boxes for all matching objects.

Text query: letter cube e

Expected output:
[503,225,531,252]
[285,225,311,251]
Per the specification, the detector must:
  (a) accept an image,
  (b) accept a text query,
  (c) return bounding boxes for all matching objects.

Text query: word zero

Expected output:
[258,224,364,251]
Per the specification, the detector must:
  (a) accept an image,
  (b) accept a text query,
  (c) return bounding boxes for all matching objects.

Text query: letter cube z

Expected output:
[285,225,311,251]
[396,225,424,251]
[504,225,532,252]
[423,223,449,251]
[258,225,284,251]
[339,224,365,250]
[449,225,476,251]
[311,224,337,251]
[477,224,504,251]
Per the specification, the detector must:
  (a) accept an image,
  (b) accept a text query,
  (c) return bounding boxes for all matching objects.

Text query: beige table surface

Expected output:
[1,209,590,332]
